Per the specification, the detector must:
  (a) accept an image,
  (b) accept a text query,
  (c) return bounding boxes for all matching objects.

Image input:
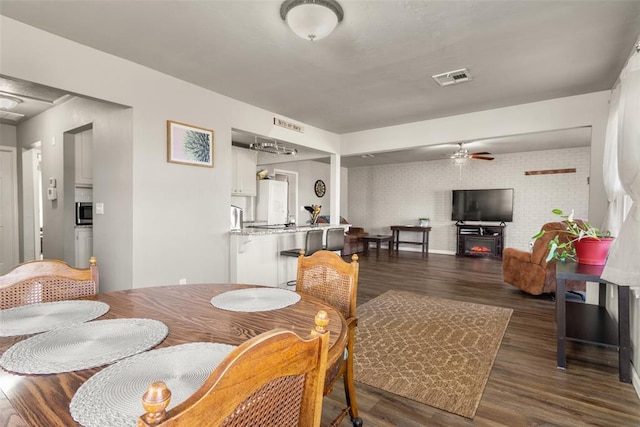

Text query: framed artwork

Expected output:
[167,120,214,167]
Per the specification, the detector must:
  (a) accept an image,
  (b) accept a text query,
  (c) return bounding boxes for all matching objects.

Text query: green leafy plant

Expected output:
[532,209,611,262]
[419,217,430,221]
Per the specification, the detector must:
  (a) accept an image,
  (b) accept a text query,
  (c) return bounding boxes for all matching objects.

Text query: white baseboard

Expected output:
[379,243,456,256]
[633,364,640,400]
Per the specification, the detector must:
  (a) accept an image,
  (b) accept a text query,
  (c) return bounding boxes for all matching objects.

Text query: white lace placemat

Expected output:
[211,287,300,312]
[70,342,236,427]
[0,300,110,337]
[0,318,168,374]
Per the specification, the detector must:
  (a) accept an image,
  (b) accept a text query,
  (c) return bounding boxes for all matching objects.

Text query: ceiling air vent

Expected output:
[431,68,472,87]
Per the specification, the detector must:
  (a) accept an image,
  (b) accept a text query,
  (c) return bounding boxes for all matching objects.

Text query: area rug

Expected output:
[353,290,512,418]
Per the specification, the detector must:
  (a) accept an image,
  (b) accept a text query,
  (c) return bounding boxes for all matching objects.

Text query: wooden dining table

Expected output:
[0,284,347,426]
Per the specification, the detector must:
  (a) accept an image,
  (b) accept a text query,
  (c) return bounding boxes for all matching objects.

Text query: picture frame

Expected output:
[167,120,214,167]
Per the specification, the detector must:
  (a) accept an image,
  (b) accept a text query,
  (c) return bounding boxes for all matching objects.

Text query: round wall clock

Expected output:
[314,179,326,197]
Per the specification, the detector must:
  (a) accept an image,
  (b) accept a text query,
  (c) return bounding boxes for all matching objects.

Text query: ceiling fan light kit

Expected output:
[450,143,494,164]
[280,0,344,41]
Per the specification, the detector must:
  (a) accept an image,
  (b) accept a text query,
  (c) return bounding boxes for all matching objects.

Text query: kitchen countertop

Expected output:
[230,223,350,236]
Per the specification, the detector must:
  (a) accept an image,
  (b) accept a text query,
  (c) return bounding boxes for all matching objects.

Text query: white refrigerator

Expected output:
[256,180,288,225]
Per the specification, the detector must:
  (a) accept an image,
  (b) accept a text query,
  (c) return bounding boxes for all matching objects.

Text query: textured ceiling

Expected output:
[1,1,638,166]
[2,0,639,135]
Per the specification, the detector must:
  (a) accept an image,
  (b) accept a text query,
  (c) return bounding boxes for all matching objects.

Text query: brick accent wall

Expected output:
[347,147,590,253]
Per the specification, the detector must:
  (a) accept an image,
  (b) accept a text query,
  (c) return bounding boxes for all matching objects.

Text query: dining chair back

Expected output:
[138,310,331,427]
[325,227,345,253]
[0,257,99,310]
[280,229,324,258]
[296,250,362,427]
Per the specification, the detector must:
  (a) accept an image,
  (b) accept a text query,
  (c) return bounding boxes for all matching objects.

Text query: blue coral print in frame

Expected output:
[167,120,214,167]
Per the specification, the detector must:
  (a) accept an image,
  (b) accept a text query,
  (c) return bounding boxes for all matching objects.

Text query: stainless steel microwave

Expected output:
[76,202,93,225]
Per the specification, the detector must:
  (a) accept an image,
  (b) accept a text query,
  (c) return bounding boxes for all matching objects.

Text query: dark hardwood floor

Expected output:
[321,252,640,427]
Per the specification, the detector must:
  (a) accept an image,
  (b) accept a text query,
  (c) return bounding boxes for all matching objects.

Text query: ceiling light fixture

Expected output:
[452,156,468,165]
[0,95,22,110]
[280,0,344,42]
[250,137,298,156]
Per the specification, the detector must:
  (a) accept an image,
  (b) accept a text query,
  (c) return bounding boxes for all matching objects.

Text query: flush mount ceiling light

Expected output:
[250,137,298,155]
[0,95,22,110]
[280,0,344,41]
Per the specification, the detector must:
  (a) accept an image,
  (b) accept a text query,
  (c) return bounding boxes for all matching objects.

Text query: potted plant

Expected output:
[532,209,614,265]
[419,217,430,227]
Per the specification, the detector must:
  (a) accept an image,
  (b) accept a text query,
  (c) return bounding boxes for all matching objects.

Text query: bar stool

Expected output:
[325,227,345,255]
[281,229,324,286]
[280,229,324,258]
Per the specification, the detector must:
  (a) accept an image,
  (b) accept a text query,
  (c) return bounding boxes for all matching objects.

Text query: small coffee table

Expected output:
[361,235,392,257]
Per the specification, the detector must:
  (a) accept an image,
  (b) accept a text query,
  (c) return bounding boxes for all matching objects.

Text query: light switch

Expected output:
[95,203,104,215]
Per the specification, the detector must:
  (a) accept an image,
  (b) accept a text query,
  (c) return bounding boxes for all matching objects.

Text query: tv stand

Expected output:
[456,222,506,258]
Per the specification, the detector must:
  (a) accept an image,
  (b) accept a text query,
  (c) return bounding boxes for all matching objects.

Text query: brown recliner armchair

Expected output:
[503,221,585,295]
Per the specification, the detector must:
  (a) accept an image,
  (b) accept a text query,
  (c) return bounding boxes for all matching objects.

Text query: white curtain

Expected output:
[602,48,640,286]
[601,85,624,236]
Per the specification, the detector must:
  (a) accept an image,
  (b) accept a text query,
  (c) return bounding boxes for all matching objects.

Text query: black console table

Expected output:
[455,222,505,258]
[555,262,631,383]
[390,225,431,256]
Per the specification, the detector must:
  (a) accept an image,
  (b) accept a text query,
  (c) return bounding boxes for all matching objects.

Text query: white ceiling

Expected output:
[1,0,638,165]
[0,76,71,125]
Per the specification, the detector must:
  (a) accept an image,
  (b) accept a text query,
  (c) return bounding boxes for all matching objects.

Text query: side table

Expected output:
[390,225,431,256]
[555,262,631,383]
[361,235,392,258]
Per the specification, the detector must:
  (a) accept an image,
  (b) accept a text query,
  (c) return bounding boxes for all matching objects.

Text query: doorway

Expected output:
[22,143,43,261]
[274,169,298,225]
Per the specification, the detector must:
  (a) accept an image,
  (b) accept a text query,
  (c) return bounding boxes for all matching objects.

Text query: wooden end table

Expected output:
[361,235,392,257]
[555,262,631,383]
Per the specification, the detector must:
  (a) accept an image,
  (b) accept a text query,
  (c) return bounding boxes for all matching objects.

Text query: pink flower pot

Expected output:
[573,237,614,265]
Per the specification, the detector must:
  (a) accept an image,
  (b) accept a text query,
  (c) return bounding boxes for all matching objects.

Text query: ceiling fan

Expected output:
[450,143,494,164]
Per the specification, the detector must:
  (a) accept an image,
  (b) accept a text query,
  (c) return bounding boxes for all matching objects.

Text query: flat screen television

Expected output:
[451,188,514,222]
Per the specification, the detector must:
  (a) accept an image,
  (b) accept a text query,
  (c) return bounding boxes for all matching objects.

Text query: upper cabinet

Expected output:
[75,128,93,186]
[231,146,257,196]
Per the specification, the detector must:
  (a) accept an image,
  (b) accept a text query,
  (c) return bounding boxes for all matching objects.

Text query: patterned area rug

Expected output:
[354,290,512,419]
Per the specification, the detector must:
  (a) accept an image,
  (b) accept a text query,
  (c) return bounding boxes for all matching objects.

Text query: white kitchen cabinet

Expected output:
[75,227,93,269]
[75,128,93,186]
[231,147,257,196]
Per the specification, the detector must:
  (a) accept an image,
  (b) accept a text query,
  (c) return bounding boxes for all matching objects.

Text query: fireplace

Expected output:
[456,223,505,258]
[464,237,497,257]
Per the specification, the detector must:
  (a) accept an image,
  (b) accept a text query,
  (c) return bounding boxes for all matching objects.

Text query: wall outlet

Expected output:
[95,202,104,215]
[179,278,187,285]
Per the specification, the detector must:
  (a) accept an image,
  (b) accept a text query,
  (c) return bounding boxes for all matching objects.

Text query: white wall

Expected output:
[0,16,341,289]
[257,160,349,225]
[0,124,17,147]
[348,147,590,253]
[341,92,610,229]
[15,97,133,292]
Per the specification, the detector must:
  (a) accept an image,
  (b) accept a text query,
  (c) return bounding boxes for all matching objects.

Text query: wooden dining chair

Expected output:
[138,311,331,427]
[296,250,362,427]
[0,257,99,309]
